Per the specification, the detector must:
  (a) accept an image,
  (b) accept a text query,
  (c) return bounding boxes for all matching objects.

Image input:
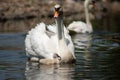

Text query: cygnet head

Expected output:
[85,0,96,6]
[53,53,61,61]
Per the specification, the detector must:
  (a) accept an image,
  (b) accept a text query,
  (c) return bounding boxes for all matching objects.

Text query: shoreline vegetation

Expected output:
[0,0,120,32]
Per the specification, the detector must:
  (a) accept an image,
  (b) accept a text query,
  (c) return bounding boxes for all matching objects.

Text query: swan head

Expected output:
[53,53,62,64]
[85,0,96,7]
[91,0,96,8]
[54,4,63,18]
[54,4,61,11]
[91,0,96,4]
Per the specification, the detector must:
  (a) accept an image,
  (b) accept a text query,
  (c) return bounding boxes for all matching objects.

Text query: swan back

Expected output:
[25,23,46,57]
[68,21,91,33]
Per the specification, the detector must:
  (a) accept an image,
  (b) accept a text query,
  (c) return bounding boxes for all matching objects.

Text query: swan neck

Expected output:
[55,15,66,56]
[84,0,92,27]
[55,16,64,40]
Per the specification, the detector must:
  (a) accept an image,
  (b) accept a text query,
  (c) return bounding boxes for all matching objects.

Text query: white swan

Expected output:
[67,0,95,34]
[25,4,76,64]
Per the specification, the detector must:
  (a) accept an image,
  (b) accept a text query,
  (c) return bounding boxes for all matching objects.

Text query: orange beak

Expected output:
[54,11,59,18]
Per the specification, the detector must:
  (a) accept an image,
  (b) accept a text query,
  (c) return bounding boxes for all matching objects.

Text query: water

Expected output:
[0,33,26,80]
[0,32,120,80]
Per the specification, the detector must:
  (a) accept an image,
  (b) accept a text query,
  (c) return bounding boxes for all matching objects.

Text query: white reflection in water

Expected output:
[72,34,92,49]
[25,62,75,80]
[72,34,92,61]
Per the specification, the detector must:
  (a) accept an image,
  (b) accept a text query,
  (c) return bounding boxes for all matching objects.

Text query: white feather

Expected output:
[67,0,93,34]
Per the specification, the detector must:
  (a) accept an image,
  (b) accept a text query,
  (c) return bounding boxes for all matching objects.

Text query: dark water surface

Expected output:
[0,32,120,80]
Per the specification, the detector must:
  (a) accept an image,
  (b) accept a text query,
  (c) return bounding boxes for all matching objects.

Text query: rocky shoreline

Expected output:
[0,0,98,21]
[0,0,120,32]
[0,0,53,21]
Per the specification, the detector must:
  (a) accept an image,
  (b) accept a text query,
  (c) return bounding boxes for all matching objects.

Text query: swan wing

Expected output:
[47,24,56,33]
[64,27,76,59]
[25,22,57,59]
[25,34,37,57]
[47,24,69,34]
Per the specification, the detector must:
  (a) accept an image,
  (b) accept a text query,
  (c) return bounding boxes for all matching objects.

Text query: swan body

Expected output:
[67,0,95,34]
[25,4,76,64]
[67,21,92,33]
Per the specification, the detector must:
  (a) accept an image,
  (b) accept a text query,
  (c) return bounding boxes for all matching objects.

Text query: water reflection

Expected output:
[72,34,92,61]
[0,32,120,80]
[25,62,75,80]
[72,34,97,80]
[71,33,120,80]
[72,34,92,49]
[103,47,120,80]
